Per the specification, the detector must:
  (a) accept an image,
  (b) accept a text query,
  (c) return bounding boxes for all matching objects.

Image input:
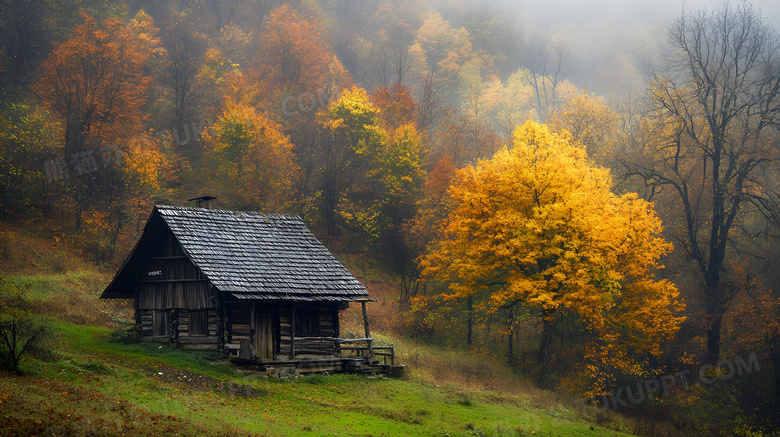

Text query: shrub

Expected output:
[109,323,141,344]
[0,280,51,373]
[457,396,473,407]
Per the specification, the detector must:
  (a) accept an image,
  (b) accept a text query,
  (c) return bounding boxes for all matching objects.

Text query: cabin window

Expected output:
[294,310,320,336]
[189,310,208,336]
[153,310,170,337]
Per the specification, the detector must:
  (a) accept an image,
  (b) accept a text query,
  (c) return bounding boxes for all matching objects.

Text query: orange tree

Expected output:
[251,4,330,99]
[36,13,151,164]
[418,121,684,382]
[34,13,160,261]
[247,3,348,216]
[202,101,298,212]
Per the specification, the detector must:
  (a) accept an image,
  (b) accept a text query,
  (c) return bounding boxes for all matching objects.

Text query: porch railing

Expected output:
[293,337,395,366]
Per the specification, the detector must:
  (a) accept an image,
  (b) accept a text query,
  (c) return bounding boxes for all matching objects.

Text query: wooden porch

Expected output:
[231,337,405,377]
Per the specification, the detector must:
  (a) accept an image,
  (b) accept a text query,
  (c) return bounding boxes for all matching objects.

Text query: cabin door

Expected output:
[255,312,274,359]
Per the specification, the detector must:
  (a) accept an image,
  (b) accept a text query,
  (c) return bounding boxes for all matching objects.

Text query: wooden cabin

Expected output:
[100,205,374,364]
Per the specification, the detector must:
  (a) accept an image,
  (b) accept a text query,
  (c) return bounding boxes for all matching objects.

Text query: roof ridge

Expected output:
[154,204,303,221]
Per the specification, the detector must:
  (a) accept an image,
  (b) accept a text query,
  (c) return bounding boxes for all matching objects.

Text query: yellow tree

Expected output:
[548,90,618,167]
[202,102,298,211]
[419,121,684,368]
[376,124,426,284]
[495,69,534,140]
[320,86,425,299]
[317,86,385,239]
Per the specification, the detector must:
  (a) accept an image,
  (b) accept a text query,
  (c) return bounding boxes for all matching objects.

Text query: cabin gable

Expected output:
[136,231,212,310]
[134,230,219,348]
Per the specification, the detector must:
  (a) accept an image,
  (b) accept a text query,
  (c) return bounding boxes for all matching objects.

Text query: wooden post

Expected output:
[170,309,178,348]
[290,304,296,359]
[274,304,281,357]
[215,286,225,354]
[361,302,373,362]
[333,306,340,356]
[250,302,256,358]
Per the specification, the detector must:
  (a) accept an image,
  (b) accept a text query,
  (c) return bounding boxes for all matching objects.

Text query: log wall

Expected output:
[176,309,219,349]
[139,308,154,338]
[224,304,252,355]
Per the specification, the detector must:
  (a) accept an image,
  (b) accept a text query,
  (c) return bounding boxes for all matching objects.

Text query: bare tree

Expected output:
[0,282,50,374]
[372,30,413,89]
[389,30,413,86]
[370,0,419,88]
[415,73,445,131]
[161,24,207,129]
[253,0,280,29]
[621,1,780,362]
[523,41,568,122]
[332,0,372,85]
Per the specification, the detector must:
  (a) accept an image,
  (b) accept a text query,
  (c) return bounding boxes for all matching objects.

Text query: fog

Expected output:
[438,0,780,95]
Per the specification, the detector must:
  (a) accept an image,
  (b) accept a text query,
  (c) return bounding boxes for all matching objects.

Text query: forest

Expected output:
[1,0,780,435]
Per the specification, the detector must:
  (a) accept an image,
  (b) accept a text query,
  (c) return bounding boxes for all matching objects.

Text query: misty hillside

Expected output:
[2,0,780,436]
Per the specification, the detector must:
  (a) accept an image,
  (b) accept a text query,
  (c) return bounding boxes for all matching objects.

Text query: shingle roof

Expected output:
[101,205,370,302]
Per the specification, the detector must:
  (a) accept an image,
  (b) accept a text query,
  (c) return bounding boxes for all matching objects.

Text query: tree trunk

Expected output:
[771,346,780,404]
[539,309,554,362]
[704,280,725,363]
[706,314,722,363]
[507,307,515,365]
[466,295,473,350]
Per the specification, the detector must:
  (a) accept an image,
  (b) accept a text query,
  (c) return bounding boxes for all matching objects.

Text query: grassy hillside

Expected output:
[0,226,636,436]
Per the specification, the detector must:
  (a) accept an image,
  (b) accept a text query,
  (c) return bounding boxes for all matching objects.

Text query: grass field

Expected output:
[2,321,636,436]
[0,227,636,436]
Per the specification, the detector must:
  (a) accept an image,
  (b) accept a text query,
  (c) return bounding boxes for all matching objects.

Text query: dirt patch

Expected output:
[140,365,265,398]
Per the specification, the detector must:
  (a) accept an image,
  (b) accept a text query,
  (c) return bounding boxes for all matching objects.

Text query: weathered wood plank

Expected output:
[178,337,218,344]
[180,343,219,351]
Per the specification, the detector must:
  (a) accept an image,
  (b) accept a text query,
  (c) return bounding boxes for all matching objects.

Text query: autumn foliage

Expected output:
[251,4,331,97]
[31,12,160,260]
[36,14,151,156]
[419,121,685,383]
[3,2,780,432]
[202,102,298,211]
